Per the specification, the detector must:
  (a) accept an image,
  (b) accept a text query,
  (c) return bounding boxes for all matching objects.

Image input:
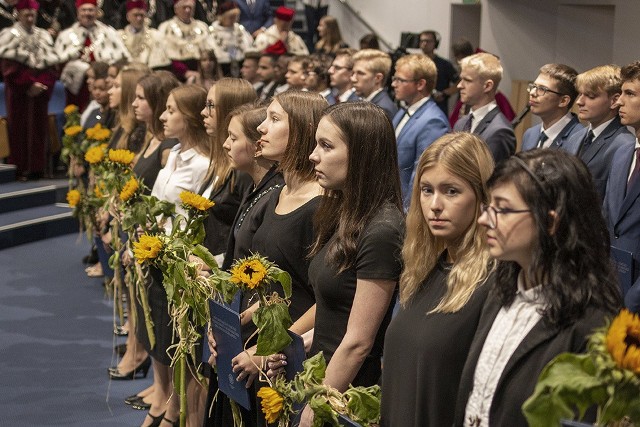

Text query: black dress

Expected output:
[308,203,404,386]
[201,170,254,257]
[380,253,490,427]
[251,186,321,322]
[132,138,178,194]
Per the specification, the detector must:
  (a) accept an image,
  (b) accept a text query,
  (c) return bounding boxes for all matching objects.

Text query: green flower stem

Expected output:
[134,261,156,349]
[179,318,187,427]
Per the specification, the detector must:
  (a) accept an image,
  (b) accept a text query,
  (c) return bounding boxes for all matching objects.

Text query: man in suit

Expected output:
[521,63,583,152]
[236,0,272,38]
[453,52,515,163]
[568,65,635,200]
[392,53,450,210]
[603,60,640,312]
[351,49,398,121]
[256,53,278,101]
[304,53,336,105]
[329,48,359,103]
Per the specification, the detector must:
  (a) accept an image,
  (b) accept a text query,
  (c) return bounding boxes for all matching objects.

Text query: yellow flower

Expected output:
[606,309,640,374]
[230,258,268,290]
[109,149,136,165]
[119,176,139,202]
[85,124,112,141]
[64,104,78,115]
[257,387,284,424]
[179,191,215,211]
[66,189,81,207]
[84,146,104,164]
[64,125,83,137]
[133,235,163,264]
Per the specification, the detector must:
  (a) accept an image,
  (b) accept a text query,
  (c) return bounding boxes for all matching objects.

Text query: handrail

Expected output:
[336,0,395,51]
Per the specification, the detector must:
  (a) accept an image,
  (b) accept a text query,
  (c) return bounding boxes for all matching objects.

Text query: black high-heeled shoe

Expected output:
[145,411,166,427]
[108,356,151,380]
[130,396,151,410]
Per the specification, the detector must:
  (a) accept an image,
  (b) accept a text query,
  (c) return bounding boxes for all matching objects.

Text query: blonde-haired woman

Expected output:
[381,132,494,427]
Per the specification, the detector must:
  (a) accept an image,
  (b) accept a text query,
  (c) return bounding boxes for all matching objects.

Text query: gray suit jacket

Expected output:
[454,107,516,163]
[521,114,583,152]
[568,116,635,200]
[370,90,398,123]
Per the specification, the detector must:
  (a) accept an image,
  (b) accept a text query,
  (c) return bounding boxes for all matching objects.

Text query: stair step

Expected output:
[0,179,69,213]
[0,164,16,184]
[0,203,78,249]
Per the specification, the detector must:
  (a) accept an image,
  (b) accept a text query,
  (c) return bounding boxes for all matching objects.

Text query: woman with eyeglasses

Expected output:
[380,132,494,427]
[454,149,622,427]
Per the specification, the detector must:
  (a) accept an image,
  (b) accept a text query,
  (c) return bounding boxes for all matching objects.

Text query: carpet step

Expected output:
[0,164,16,183]
[0,179,69,214]
[0,203,78,249]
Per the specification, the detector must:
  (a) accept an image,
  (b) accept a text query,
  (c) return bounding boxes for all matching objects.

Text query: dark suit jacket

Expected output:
[521,114,584,152]
[454,106,516,163]
[453,294,614,427]
[237,0,272,35]
[393,98,450,210]
[603,141,640,312]
[568,117,635,200]
[370,89,398,123]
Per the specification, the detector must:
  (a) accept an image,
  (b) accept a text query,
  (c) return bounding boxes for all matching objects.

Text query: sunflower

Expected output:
[179,191,215,211]
[64,104,78,115]
[64,125,83,137]
[109,149,136,165]
[119,176,139,202]
[230,258,268,290]
[133,235,163,264]
[606,309,640,374]
[84,146,105,164]
[94,182,106,198]
[257,387,284,424]
[66,189,81,207]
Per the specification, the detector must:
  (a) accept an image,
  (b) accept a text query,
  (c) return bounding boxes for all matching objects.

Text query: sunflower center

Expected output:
[624,326,640,348]
[243,266,256,278]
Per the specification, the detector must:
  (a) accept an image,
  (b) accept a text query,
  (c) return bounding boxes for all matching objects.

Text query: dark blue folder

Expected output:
[338,414,362,426]
[611,245,634,296]
[210,297,251,410]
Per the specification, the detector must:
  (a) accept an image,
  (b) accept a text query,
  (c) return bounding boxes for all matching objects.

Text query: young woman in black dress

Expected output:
[455,149,622,426]
[227,91,328,420]
[380,132,495,427]
[296,102,404,426]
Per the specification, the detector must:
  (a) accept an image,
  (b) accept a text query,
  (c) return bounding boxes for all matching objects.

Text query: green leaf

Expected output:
[344,385,381,423]
[273,268,292,299]
[309,394,339,427]
[297,352,327,386]
[192,244,217,269]
[252,302,293,355]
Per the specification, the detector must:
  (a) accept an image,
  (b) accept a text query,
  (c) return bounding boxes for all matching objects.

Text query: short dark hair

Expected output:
[488,149,621,327]
[620,60,640,85]
[539,63,579,108]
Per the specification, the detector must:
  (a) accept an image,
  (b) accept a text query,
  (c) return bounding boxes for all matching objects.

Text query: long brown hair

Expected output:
[275,91,328,182]
[400,132,494,312]
[310,102,402,272]
[203,78,257,190]
[315,15,345,54]
[137,71,180,139]
[116,66,150,147]
[170,84,211,158]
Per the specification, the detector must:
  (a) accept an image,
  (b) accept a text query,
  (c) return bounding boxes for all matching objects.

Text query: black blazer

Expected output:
[453,292,615,427]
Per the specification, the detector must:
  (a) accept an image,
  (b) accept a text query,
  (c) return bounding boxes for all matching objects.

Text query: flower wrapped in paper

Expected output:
[523,309,640,426]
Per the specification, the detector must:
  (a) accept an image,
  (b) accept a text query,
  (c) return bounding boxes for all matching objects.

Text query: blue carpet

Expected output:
[0,234,152,426]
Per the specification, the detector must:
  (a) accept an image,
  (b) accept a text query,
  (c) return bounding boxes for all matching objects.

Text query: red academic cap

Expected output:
[126,0,148,11]
[15,0,39,11]
[218,1,238,15]
[264,40,287,55]
[274,6,294,22]
[76,0,97,7]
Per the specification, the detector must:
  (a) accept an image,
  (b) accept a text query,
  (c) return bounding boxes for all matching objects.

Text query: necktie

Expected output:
[627,148,640,193]
[581,130,595,153]
[536,132,548,149]
[462,113,473,132]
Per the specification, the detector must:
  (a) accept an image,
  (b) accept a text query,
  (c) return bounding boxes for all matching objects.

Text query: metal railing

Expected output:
[336,0,395,51]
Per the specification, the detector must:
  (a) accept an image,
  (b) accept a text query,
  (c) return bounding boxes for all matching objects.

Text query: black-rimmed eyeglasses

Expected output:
[527,83,564,97]
[480,204,531,230]
[392,76,417,84]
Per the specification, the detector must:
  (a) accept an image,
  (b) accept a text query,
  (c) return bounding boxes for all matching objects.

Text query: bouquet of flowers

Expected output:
[258,352,382,427]
[523,309,640,426]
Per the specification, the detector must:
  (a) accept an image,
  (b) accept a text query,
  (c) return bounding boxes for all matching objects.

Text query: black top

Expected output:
[251,185,321,322]
[201,170,254,256]
[132,138,178,194]
[222,165,285,270]
[433,54,459,114]
[83,106,116,131]
[308,203,404,386]
[380,253,490,427]
[107,123,147,153]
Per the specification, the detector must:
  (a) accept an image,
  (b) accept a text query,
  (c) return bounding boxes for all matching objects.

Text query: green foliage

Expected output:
[253,302,293,356]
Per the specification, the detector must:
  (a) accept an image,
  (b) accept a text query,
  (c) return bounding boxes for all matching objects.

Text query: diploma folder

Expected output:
[611,245,634,296]
[209,298,251,410]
